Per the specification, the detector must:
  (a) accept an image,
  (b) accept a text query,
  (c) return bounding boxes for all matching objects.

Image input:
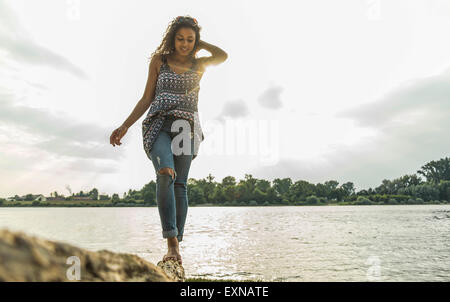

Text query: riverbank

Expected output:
[0,200,448,207]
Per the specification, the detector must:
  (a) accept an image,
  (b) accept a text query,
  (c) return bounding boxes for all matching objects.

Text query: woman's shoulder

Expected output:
[151,53,166,75]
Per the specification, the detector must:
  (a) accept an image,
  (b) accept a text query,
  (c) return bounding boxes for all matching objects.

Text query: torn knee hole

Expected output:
[158,168,175,179]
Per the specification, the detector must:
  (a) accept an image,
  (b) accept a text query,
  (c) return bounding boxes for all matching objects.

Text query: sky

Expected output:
[1,0,449,198]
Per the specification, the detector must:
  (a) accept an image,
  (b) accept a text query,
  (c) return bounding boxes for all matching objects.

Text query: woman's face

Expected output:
[174,27,196,57]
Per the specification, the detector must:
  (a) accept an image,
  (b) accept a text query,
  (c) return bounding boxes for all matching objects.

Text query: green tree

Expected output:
[255,179,271,193]
[111,193,120,203]
[286,180,315,202]
[417,157,450,185]
[252,188,267,204]
[211,185,226,204]
[341,182,355,196]
[143,190,155,205]
[411,184,440,202]
[219,176,237,203]
[188,186,206,204]
[265,187,280,204]
[89,188,99,200]
[315,183,331,198]
[438,180,450,201]
[324,180,340,201]
[236,174,257,202]
[194,174,217,203]
[324,180,339,191]
[25,194,34,201]
[221,176,236,187]
[393,174,423,190]
[141,180,156,204]
[375,179,396,195]
[272,178,292,197]
[223,185,236,203]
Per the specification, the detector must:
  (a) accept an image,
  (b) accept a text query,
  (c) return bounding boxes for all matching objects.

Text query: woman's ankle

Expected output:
[167,237,179,248]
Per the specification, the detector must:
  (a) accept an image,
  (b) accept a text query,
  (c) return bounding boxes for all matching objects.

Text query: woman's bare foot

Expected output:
[163,237,182,265]
[163,250,182,265]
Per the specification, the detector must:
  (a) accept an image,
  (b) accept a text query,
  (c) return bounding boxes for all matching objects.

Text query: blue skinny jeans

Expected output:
[149,117,194,242]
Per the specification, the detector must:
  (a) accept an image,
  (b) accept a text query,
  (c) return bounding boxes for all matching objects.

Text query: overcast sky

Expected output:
[1,0,449,198]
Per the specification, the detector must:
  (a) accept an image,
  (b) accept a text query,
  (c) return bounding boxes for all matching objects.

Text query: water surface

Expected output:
[0,205,449,281]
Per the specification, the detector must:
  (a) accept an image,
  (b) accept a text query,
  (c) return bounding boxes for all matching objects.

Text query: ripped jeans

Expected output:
[149,116,194,242]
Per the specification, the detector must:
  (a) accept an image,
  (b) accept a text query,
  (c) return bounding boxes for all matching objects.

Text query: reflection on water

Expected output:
[0,205,449,281]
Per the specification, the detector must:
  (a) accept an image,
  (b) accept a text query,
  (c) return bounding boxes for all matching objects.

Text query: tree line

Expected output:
[1,157,449,207]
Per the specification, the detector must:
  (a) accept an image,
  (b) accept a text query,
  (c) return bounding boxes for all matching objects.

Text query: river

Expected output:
[0,205,449,281]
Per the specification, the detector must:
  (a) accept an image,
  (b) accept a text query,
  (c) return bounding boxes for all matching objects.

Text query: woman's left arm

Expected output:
[196,40,228,68]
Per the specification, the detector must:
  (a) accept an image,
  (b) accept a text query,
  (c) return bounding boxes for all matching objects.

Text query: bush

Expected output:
[249,200,257,206]
[32,200,40,206]
[231,200,238,206]
[387,198,397,205]
[263,201,270,206]
[281,198,290,205]
[318,197,328,204]
[306,195,319,205]
[407,198,416,204]
[355,196,372,205]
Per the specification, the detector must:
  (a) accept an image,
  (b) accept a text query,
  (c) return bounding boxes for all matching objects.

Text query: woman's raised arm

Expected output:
[196,40,228,70]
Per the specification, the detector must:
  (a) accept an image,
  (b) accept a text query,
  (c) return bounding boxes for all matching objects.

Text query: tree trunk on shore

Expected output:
[0,228,184,282]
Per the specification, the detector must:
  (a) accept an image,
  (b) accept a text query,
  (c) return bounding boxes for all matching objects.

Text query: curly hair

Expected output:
[148,15,202,63]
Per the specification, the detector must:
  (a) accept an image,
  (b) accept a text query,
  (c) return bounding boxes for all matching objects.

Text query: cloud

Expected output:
[0,92,116,158]
[56,158,119,174]
[335,68,450,128]
[251,68,450,190]
[0,91,123,173]
[0,1,87,79]
[257,85,283,109]
[0,2,116,196]
[215,99,250,123]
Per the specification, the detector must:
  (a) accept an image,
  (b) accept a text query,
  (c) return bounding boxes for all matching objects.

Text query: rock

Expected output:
[157,259,185,282]
[0,228,177,282]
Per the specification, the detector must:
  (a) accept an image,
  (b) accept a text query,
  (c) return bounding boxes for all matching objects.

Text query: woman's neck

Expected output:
[169,53,192,64]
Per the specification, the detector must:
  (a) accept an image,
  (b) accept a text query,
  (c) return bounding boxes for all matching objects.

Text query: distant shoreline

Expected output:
[1,201,449,208]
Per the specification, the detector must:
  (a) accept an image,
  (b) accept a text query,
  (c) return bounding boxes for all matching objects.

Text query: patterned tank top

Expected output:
[142,54,204,160]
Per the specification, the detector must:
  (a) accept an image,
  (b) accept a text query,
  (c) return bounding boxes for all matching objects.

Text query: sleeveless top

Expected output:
[142,54,204,160]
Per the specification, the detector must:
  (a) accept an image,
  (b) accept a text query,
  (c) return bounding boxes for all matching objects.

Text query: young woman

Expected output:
[109,16,227,265]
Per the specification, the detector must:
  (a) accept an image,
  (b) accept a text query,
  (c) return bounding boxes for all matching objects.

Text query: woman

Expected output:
[109,15,227,265]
